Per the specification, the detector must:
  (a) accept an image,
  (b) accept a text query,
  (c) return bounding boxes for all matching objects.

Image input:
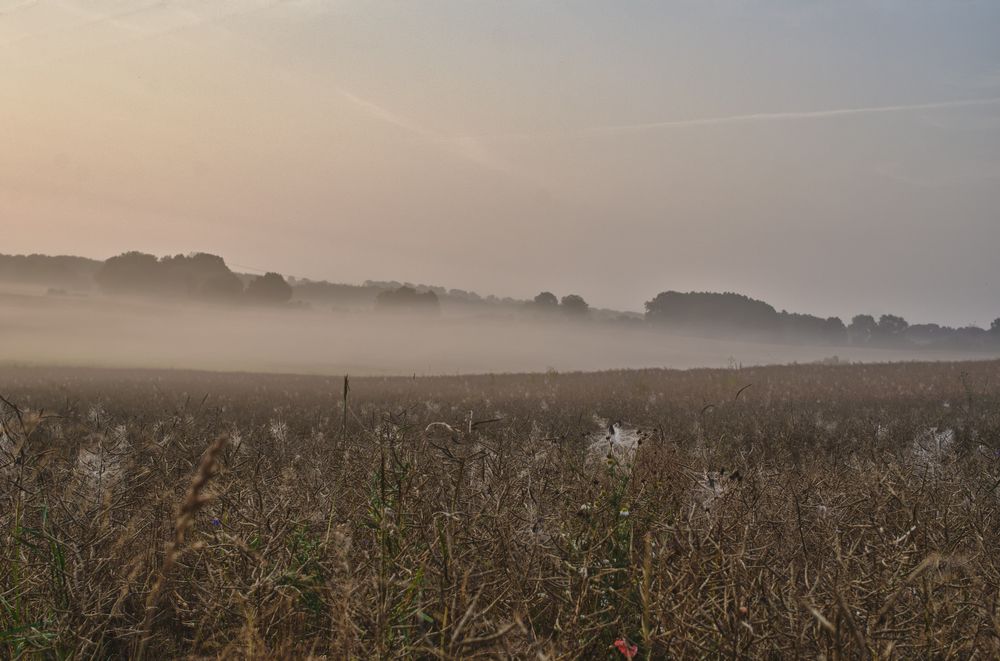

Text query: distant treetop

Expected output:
[246,272,293,305]
[94,251,247,302]
[533,291,558,307]
[375,286,441,315]
[560,294,589,315]
[645,291,778,331]
[0,253,101,289]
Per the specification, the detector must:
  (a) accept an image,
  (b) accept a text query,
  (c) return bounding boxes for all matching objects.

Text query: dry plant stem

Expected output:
[135,434,228,660]
[2,362,999,658]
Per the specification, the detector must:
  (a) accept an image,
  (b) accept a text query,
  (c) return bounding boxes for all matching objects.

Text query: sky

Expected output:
[2,0,999,327]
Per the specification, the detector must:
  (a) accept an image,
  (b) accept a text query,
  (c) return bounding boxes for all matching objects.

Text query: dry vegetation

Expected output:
[2,360,1000,658]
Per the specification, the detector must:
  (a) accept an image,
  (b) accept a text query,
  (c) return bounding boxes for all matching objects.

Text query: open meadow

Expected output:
[2,360,1000,658]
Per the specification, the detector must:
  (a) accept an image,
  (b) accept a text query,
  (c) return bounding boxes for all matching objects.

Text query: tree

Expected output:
[246,272,292,305]
[95,252,163,294]
[95,251,243,301]
[991,318,1000,334]
[534,291,558,307]
[161,252,237,296]
[878,314,909,336]
[645,291,778,335]
[560,294,589,316]
[448,288,482,302]
[775,311,847,344]
[848,314,877,345]
[820,316,847,344]
[199,272,244,301]
[0,253,101,290]
[906,323,946,346]
[375,286,440,314]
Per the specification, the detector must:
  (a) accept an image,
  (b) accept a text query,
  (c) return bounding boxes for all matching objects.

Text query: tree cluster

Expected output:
[530,291,590,317]
[94,252,291,305]
[374,286,441,315]
[0,253,101,289]
[644,290,999,351]
[645,291,782,338]
[848,314,999,351]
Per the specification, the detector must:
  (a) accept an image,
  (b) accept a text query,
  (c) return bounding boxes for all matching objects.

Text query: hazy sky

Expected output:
[2,1,999,326]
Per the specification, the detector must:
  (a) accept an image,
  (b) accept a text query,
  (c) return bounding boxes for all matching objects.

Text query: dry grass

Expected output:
[2,360,1000,658]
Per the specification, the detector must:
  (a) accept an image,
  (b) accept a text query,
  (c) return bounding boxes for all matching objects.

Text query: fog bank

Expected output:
[1,289,995,376]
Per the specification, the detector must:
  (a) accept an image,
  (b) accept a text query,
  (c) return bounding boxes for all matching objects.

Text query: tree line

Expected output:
[1,252,997,351]
[0,253,101,289]
[95,252,292,305]
[642,290,1000,351]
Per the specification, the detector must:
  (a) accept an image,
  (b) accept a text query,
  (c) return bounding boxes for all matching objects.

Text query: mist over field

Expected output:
[1,287,994,376]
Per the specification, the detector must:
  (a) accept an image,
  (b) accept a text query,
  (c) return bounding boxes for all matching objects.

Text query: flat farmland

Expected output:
[2,360,1000,658]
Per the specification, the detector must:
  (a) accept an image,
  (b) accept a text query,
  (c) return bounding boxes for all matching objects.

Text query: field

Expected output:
[2,360,1000,658]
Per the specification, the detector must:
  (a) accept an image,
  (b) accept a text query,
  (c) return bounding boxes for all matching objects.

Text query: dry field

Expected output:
[2,360,1000,658]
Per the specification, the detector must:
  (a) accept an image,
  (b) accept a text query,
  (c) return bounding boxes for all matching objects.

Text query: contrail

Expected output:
[336,87,518,176]
[336,88,439,142]
[589,96,1000,133]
